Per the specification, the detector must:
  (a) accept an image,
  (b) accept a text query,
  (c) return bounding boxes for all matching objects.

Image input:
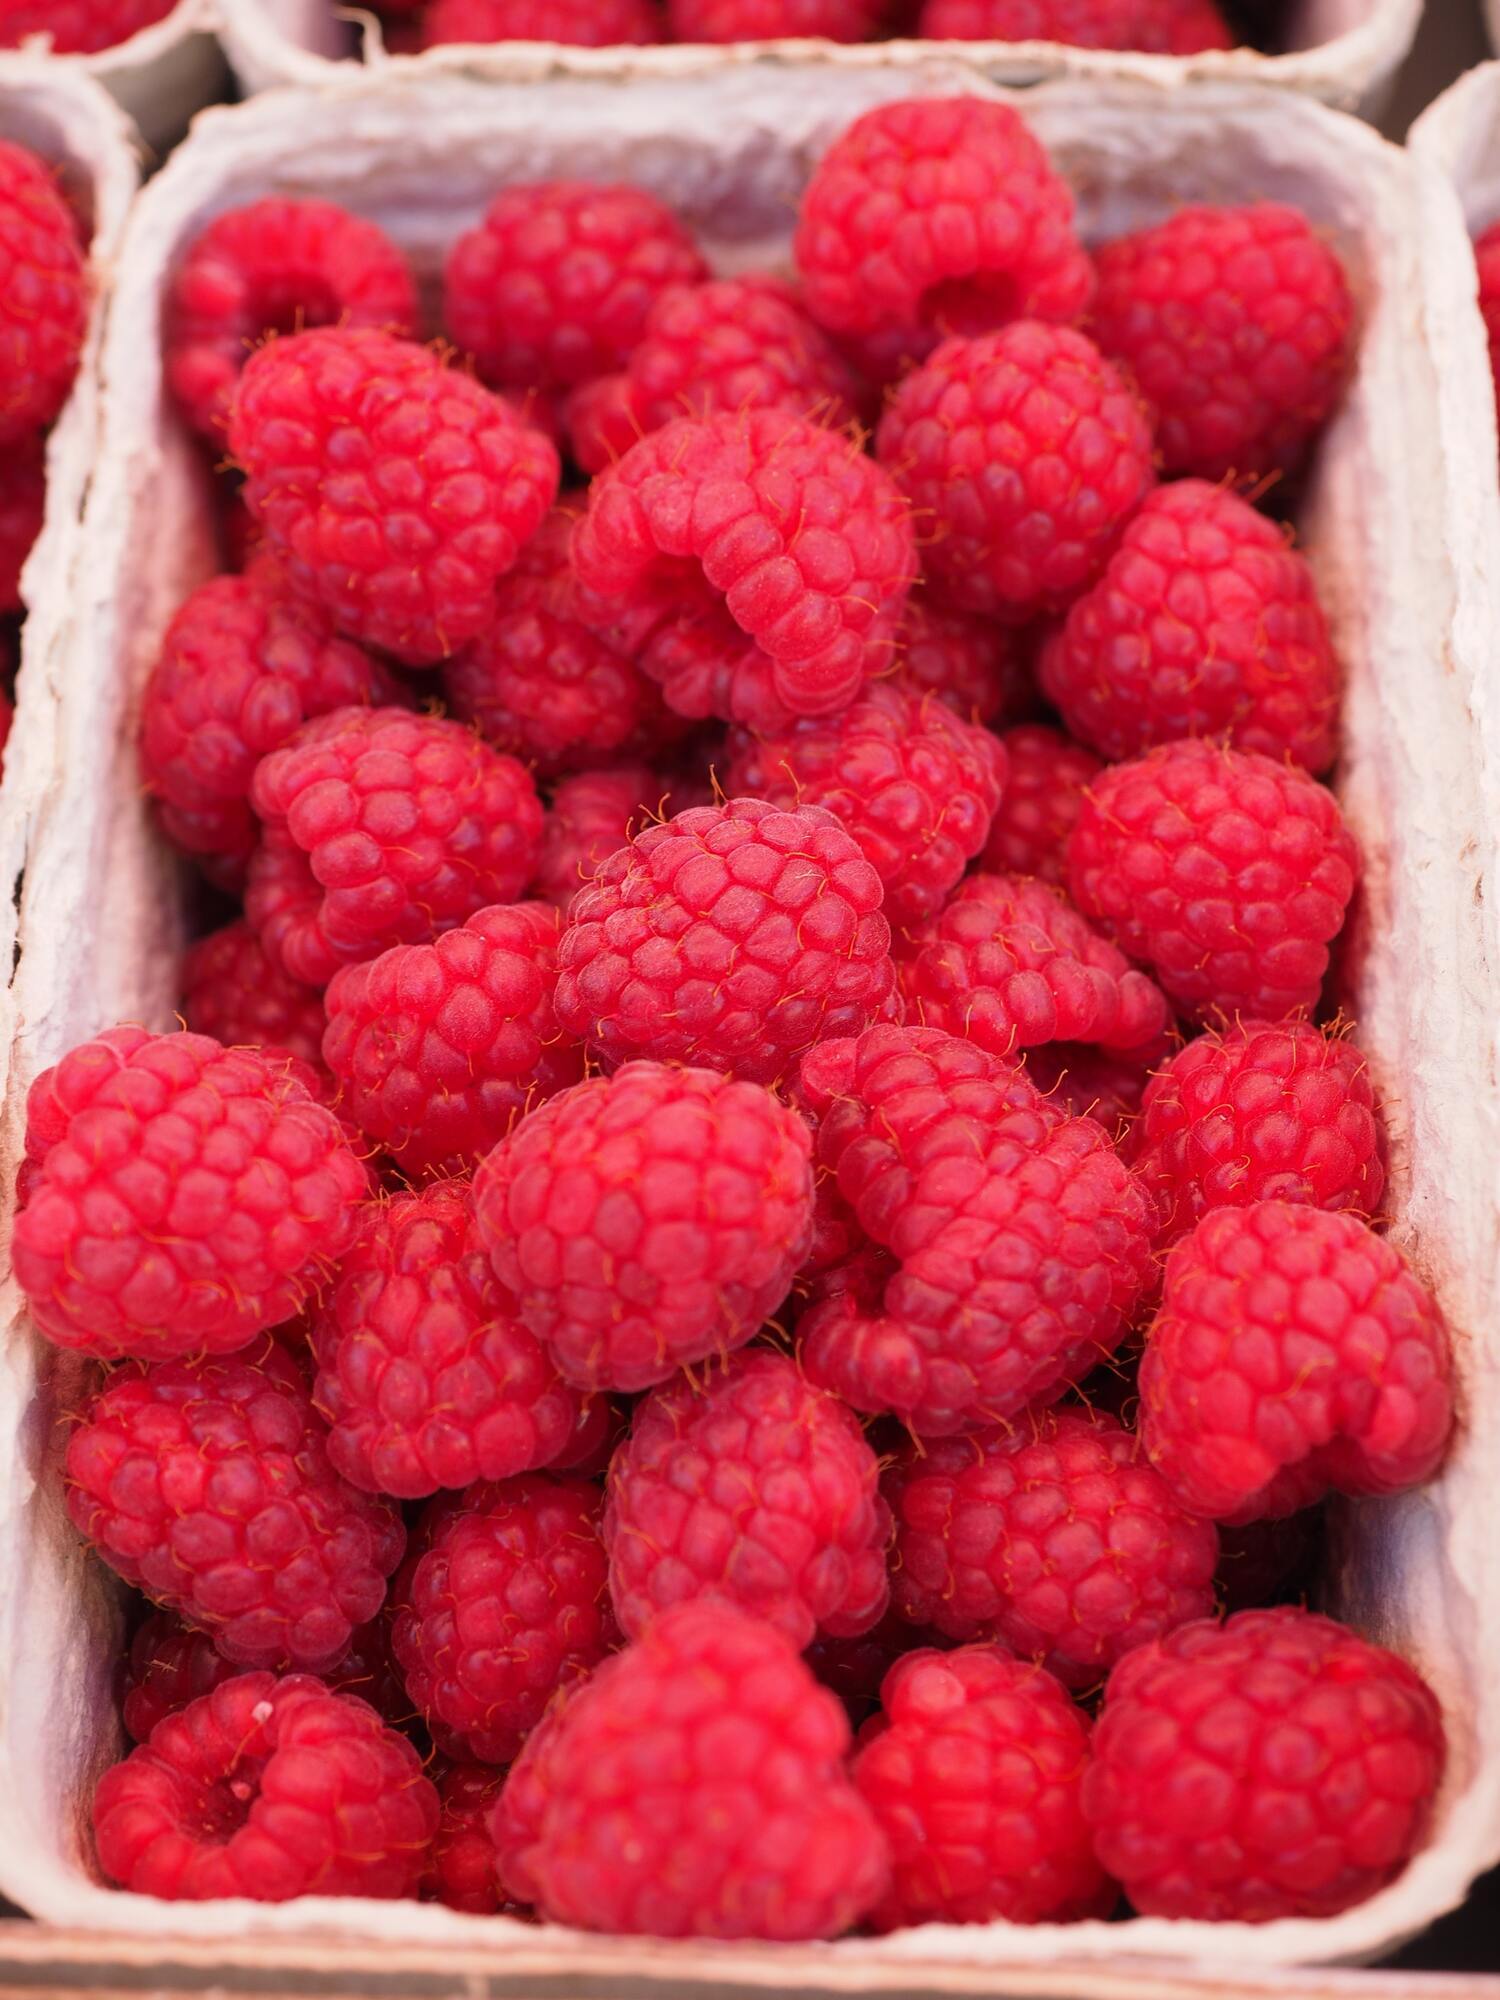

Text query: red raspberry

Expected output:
[793,98,1093,366]
[796,1026,1156,1432]
[573,409,915,720]
[1039,481,1341,771]
[391,1474,612,1763]
[424,0,660,40]
[0,141,86,444]
[1140,1202,1453,1523]
[0,0,172,49]
[898,872,1171,1060]
[853,1646,1108,1927]
[806,1604,937,1716]
[537,765,661,908]
[473,1061,814,1392]
[310,1179,591,1497]
[494,1601,889,1937]
[1067,739,1358,1024]
[1023,1035,1165,1136]
[897,590,1030,725]
[229,327,559,666]
[1475,223,1500,432]
[917,0,1232,46]
[885,1409,1217,1687]
[980,723,1101,883]
[15,1028,366,1360]
[141,567,399,874]
[164,199,417,441]
[604,1349,890,1647]
[630,597,797,732]
[877,324,1155,621]
[67,1340,404,1669]
[725,681,1006,925]
[553,797,894,1081]
[0,428,43,614]
[1130,1017,1385,1246]
[568,276,862,474]
[667,0,883,33]
[425,1764,509,1913]
[246,707,543,989]
[443,180,700,395]
[180,920,328,1077]
[1091,204,1355,483]
[1084,1608,1445,1920]
[321,903,583,1178]
[94,1672,438,1901]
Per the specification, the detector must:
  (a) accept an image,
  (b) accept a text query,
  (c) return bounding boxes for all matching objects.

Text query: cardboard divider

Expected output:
[6,3,224,152]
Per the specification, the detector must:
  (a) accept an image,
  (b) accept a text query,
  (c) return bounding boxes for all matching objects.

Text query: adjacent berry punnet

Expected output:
[52,93,1454,1937]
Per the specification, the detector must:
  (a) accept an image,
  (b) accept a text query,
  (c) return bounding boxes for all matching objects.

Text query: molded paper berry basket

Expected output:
[214,0,1420,113]
[6,3,224,153]
[3,61,1499,1983]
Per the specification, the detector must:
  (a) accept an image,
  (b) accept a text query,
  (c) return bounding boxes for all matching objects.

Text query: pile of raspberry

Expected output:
[42,94,1454,1937]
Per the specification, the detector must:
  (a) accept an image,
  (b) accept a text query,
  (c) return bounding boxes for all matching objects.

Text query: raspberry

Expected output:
[425,1764,509,1913]
[796,1026,1156,1432]
[537,765,662,908]
[853,1647,1108,1927]
[1140,1202,1453,1522]
[898,872,1172,1061]
[1090,204,1355,483]
[631,598,796,731]
[15,1028,366,1360]
[0,428,43,614]
[141,567,399,874]
[876,324,1155,621]
[793,98,1093,364]
[180,920,328,1078]
[553,797,894,1081]
[424,0,660,40]
[1130,1017,1385,1246]
[980,723,1101,883]
[567,276,862,474]
[917,0,1232,46]
[667,0,883,33]
[725,681,1005,925]
[246,707,543,988]
[1475,223,1500,431]
[886,1409,1217,1686]
[1023,1036,1165,1135]
[0,141,86,444]
[443,180,700,395]
[1084,1608,1445,1920]
[494,1602,889,1937]
[391,1474,613,1763]
[806,1604,935,1716]
[473,1061,814,1392]
[93,1672,438,1902]
[229,328,559,666]
[897,590,1030,725]
[321,903,583,1179]
[67,1340,404,1669]
[164,199,417,441]
[573,409,915,719]
[1039,481,1341,771]
[604,1349,890,1647]
[0,0,172,49]
[1067,739,1358,1024]
[310,1179,591,1497]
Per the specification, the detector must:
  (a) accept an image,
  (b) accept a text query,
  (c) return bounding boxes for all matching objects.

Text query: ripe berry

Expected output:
[180,919,329,1078]
[0,429,43,614]
[425,1764,509,1913]
[0,0,174,50]
[536,765,661,908]
[0,140,86,443]
[668,0,883,33]
[980,723,1101,883]
[422,0,663,39]
[897,590,1029,724]
[917,0,1232,46]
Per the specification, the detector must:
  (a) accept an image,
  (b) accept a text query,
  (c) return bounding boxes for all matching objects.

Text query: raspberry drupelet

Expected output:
[1066,738,1359,1025]
[1039,480,1342,771]
[853,1646,1110,1928]
[391,1473,613,1764]
[443,179,701,395]
[0,0,173,50]
[536,765,662,908]
[793,98,1093,366]
[422,0,663,40]
[980,724,1101,883]
[604,1348,890,1647]
[1084,1608,1445,1920]
[885,1408,1218,1687]
[14,1027,367,1360]
[917,0,1232,45]
[473,1061,814,1393]
[424,1764,510,1913]
[0,141,87,445]
[876,323,1155,622]
[724,682,1006,926]
[321,902,583,1179]
[667,0,884,34]
[896,590,1031,725]
[494,1601,890,1938]
[229,327,559,666]
[1090,202,1355,484]
[164,199,418,440]
[246,706,543,989]
[0,430,44,614]
[572,407,916,720]
[1140,1202,1454,1522]
[553,797,895,1082]
[310,1178,593,1498]
[180,920,329,1078]
[93,1672,438,1902]
[67,1338,405,1670]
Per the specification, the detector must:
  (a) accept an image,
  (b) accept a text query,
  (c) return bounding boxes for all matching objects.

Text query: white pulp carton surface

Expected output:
[217,0,1420,110]
[5,2,224,151]
[2,63,1498,1980]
